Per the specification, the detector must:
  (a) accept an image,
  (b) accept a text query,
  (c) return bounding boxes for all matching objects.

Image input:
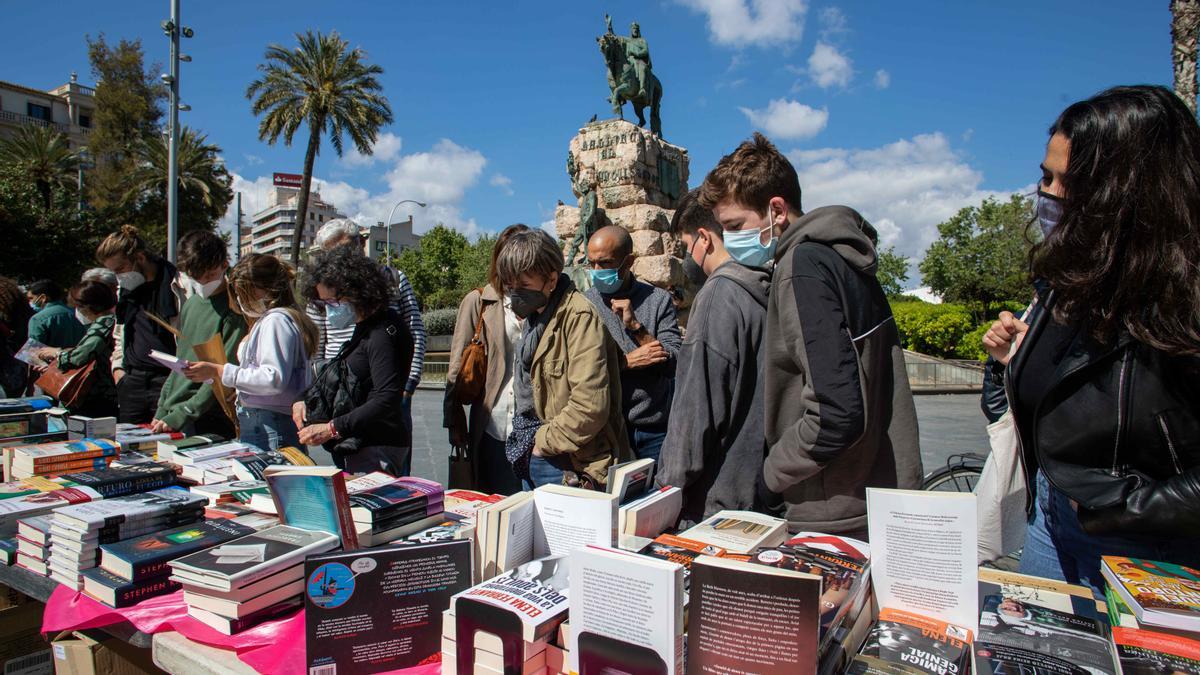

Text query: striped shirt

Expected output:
[306,268,427,393]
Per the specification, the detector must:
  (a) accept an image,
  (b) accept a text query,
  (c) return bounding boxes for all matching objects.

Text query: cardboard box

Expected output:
[51,630,159,675]
[0,601,52,674]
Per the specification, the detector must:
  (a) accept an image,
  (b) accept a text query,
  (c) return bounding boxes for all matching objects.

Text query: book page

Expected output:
[533,489,615,557]
[867,488,978,635]
[498,500,535,573]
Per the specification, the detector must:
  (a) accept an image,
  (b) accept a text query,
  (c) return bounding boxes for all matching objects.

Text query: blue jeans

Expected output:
[629,427,667,465]
[523,455,564,491]
[1020,471,1200,598]
[237,406,300,453]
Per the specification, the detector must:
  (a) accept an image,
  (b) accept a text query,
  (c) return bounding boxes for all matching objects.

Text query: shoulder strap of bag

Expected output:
[470,288,488,343]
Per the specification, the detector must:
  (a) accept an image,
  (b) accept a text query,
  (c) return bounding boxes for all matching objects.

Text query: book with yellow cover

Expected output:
[1102,556,1200,632]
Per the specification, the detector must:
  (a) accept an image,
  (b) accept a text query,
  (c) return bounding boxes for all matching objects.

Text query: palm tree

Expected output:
[1172,0,1200,114]
[125,126,229,210]
[0,124,79,209]
[246,30,393,263]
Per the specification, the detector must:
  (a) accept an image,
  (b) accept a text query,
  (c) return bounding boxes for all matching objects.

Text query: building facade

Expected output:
[0,73,95,150]
[243,184,345,259]
[363,216,420,263]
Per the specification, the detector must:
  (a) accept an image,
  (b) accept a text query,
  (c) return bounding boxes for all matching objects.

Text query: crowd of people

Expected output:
[0,84,1197,598]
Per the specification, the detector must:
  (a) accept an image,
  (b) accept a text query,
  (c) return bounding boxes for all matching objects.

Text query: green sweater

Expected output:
[154,289,248,431]
[56,314,116,406]
[30,301,85,349]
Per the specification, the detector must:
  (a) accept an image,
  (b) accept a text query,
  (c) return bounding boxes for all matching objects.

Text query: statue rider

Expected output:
[625,22,652,102]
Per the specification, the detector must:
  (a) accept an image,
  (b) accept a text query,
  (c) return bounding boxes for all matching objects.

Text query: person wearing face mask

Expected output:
[25,279,85,349]
[183,254,318,453]
[982,86,1200,595]
[700,133,922,538]
[496,230,630,490]
[582,225,681,464]
[96,225,186,423]
[33,281,117,417]
[151,231,248,438]
[656,189,770,525]
[293,247,414,475]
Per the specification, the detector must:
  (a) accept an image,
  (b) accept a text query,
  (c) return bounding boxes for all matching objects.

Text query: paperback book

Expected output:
[168,524,340,592]
[974,593,1117,675]
[1101,556,1200,632]
[637,534,726,591]
[56,463,177,498]
[1112,626,1200,675]
[263,465,358,550]
[850,608,972,675]
[678,510,788,554]
[100,519,258,581]
[454,555,570,644]
[81,567,182,608]
[0,485,101,537]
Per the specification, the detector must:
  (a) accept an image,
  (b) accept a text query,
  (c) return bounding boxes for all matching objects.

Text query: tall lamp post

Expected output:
[161,0,193,263]
[384,199,426,265]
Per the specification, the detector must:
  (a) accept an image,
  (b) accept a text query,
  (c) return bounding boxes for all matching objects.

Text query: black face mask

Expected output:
[508,287,548,319]
[683,237,709,289]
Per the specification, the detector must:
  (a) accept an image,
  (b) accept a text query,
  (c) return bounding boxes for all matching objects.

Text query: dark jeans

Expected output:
[479,433,523,495]
[332,444,412,477]
[523,455,564,491]
[116,369,167,424]
[1020,471,1200,598]
[628,426,667,464]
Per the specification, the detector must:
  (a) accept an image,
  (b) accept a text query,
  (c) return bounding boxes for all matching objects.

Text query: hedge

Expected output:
[423,308,458,337]
[890,300,996,361]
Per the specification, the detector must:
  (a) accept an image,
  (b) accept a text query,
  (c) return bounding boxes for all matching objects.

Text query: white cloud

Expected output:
[339,132,403,167]
[539,219,557,237]
[739,98,829,140]
[219,138,488,240]
[490,173,514,196]
[817,6,847,36]
[874,69,891,89]
[808,41,852,89]
[788,132,1024,260]
[676,0,809,47]
[243,153,263,166]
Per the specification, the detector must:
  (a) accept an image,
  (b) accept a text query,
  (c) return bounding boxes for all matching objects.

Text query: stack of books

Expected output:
[0,484,102,538]
[47,487,207,589]
[1101,556,1200,672]
[64,415,116,440]
[169,525,339,634]
[81,518,262,607]
[114,423,183,453]
[5,438,121,479]
[348,476,446,546]
[56,463,177,498]
[155,434,225,463]
[445,556,572,675]
[191,480,268,507]
[13,515,53,575]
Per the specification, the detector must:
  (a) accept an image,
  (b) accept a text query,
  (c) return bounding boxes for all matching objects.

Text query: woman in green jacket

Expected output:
[36,281,118,418]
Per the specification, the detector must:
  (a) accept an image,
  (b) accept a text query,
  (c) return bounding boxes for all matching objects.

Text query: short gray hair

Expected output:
[315,218,363,249]
[81,267,118,288]
[496,230,564,289]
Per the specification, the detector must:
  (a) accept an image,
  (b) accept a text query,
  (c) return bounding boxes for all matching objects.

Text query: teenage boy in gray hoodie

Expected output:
[698,133,923,538]
[657,189,771,526]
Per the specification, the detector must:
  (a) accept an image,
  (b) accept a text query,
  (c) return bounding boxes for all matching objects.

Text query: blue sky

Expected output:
[2,0,1169,271]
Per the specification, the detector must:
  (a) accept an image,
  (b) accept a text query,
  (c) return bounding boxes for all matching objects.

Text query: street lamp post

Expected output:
[161,0,193,264]
[384,199,426,265]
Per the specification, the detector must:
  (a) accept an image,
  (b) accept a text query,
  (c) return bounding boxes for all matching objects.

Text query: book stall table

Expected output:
[152,631,256,675]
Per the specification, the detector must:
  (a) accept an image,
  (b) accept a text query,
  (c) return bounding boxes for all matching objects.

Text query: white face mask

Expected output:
[116,270,146,292]
[183,273,224,299]
[74,308,94,326]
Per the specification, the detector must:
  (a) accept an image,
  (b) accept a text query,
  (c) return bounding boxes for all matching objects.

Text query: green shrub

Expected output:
[422,308,458,336]
[957,322,992,361]
[891,301,975,358]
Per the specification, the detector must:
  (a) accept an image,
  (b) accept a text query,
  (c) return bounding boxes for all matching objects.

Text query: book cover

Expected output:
[403,514,475,545]
[169,524,339,590]
[977,568,1101,623]
[637,534,725,591]
[54,487,206,531]
[678,510,788,554]
[100,519,257,581]
[853,608,972,675]
[188,597,304,635]
[57,463,177,498]
[570,546,684,675]
[81,567,182,608]
[263,466,358,550]
[1112,626,1200,675]
[619,485,682,538]
[867,488,978,636]
[305,540,472,673]
[686,555,821,675]
[1101,556,1200,632]
[191,479,268,504]
[348,477,445,523]
[607,458,655,505]
[0,485,101,537]
[974,593,1116,675]
[750,545,869,649]
[454,555,570,644]
[345,471,403,494]
[0,475,74,500]
[173,442,250,466]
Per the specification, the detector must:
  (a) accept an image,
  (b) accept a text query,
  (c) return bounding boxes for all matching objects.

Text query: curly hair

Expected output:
[1031,85,1200,356]
[302,246,392,319]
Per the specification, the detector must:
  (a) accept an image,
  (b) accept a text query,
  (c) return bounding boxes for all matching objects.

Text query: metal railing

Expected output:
[422,361,449,384]
[0,110,90,136]
[906,361,982,391]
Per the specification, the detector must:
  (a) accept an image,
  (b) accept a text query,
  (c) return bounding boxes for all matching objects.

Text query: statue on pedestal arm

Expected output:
[564,177,602,265]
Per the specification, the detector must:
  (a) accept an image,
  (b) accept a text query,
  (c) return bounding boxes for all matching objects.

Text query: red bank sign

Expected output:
[273,173,303,188]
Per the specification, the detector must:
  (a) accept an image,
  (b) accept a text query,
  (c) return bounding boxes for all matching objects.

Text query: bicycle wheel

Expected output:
[922,466,983,493]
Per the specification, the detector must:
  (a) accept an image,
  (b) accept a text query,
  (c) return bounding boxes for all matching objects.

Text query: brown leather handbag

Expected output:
[36,360,97,409]
[454,289,489,405]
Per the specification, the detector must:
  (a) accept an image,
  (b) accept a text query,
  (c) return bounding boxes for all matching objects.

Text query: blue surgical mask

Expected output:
[588,261,627,295]
[724,221,776,269]
[325,300,356,330]
[1036,190,1063,237]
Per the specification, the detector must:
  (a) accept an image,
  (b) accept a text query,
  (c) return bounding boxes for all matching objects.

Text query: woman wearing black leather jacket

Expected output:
[983,85,1200,596]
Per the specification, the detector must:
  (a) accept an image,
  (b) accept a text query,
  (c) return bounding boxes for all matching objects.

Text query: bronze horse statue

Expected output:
[597,32,663,137]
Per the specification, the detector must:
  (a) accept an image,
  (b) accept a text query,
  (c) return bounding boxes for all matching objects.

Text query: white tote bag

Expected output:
[976,409,1028,564]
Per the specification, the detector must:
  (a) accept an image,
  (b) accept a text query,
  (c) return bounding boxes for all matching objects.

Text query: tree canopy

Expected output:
[875,245,910,299]
[393,225,497,310]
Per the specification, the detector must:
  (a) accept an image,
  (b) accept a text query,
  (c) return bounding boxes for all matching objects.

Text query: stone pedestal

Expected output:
[555,119,689,288]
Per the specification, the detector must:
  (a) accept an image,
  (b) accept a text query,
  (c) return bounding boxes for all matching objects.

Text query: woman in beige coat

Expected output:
[444,224,529,494]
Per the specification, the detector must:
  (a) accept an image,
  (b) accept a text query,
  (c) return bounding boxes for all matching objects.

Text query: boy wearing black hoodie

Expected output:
[657,189,771,525]
[697,133,923,537]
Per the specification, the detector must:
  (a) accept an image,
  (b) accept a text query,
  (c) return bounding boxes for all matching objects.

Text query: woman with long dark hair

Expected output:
[984,85,1200,595]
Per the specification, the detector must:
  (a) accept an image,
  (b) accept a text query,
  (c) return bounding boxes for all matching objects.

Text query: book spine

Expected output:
[90,473,175,498]
[23,446,119,465]
[114,576,181,607]
[332,475,359,550]
[22,457,116,474]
